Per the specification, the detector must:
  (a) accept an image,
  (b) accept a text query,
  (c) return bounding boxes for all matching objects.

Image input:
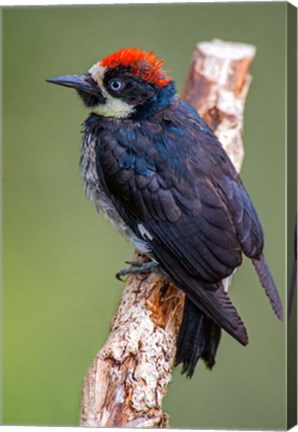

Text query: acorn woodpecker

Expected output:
[47,48,283,377]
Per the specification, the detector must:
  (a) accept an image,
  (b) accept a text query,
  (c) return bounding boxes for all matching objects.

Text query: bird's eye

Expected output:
[108,79,123,92]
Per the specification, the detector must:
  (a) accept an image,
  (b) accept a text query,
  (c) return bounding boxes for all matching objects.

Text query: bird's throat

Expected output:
[93,92,135,118]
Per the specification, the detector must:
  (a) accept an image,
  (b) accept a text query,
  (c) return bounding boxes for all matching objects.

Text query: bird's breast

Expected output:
[80,132,125,223]
[80,132,151,255]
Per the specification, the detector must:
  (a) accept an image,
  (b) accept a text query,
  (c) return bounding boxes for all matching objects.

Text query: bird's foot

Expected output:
[116,260,166,281]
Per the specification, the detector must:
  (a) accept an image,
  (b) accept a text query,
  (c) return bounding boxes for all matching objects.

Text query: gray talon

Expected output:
[115,260,166,281]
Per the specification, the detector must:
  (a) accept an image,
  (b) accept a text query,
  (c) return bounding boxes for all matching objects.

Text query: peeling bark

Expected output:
[81,253,183,427]
[80,39,256,428]
[182,39,255,171]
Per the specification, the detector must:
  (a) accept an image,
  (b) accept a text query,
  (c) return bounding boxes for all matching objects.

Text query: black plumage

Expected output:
[83,97,283,374]
[47,48,283,377]
[175,297,222,377]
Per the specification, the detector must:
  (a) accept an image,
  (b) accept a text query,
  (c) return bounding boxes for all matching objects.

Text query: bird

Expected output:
[47,47,283,378]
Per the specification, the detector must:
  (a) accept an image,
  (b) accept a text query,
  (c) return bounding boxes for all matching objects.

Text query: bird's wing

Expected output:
[95,108,265,342]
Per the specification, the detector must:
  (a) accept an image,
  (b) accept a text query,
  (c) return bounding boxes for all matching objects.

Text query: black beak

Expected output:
[46,74,106,105]
[46,74,97,94]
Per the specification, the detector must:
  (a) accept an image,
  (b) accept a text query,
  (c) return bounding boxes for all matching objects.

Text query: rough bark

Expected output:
[80,39,256,428]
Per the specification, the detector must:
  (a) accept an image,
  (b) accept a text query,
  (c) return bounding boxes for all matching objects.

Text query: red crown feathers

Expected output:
[100,48,171,88]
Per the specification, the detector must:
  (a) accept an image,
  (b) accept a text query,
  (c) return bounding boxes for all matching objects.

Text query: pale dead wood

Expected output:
[80,39,256,428]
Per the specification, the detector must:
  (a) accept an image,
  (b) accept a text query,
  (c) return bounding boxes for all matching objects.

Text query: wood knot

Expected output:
[205,106,222,131]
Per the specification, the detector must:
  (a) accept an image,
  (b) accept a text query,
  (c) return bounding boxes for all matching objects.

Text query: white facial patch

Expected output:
[88,62,135,119]
[89,62,106,86]
[94,94,135,118]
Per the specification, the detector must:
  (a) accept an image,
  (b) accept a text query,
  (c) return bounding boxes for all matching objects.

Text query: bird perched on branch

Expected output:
[47,48,283,377]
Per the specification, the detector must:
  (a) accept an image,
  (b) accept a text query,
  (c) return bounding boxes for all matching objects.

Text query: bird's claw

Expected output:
[115,260,166,281]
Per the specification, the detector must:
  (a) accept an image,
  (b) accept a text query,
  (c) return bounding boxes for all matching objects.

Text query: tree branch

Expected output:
[80,39,256,428]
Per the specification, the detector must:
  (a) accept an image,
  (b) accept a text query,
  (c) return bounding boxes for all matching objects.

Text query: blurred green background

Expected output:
[2,3,287,429]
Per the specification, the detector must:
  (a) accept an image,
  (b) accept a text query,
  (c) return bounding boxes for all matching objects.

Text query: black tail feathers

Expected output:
[252,253,283,320]
[175,297,221,378]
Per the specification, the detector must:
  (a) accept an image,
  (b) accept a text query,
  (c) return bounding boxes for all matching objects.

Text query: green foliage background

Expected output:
[2,3,287,429]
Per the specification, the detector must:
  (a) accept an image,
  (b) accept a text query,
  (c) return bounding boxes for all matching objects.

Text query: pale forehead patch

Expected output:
[89,62,106,85]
